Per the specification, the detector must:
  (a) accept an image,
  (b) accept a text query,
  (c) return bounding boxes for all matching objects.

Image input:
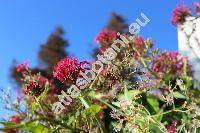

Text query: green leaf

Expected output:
[83,105,101,117]
[38,86,49,101]
[124,86,129,100]
[0,121,48,133]
[164,73,171,82]
[67,115,74,126]
[32,123,48,133]
[31,101,38,112]
[79,97,90,108]
[112,102,121,108]
[0,121,16,127]
[119,89,141,101]
[88,91,104,99]
[31,86,49,112]
[147,95,159,113]
[173,91,186,99]
[149,123,164,133]
[155,109,163,122]
[20,122,49,133]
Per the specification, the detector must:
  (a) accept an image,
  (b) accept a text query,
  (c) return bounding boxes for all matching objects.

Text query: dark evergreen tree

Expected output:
[11,27,69,86]
[106,12,128,33]
[38,27,68,76]
[92,13,128,58]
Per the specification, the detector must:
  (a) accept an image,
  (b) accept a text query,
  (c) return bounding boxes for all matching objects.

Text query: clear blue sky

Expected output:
[0,0,195,118]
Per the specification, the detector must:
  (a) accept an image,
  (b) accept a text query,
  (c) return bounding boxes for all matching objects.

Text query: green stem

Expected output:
[79,96,105,133]
[151,108,190,117]
[79,97,90,108]
[95,116,104,133]
[96,98,120,112]
[134,48,159,78]
[39,117,85,132]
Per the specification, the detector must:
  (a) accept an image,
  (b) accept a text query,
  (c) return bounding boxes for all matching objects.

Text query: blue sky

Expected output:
[0,0,195,117]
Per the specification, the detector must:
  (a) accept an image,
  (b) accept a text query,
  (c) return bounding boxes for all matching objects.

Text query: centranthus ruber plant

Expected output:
[171,2,200,26]
[53,57,89,85]
[1,2,200,133]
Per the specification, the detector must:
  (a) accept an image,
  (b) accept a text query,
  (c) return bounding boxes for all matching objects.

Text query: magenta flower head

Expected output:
[164,121,177,133]
[171,4,191,25]
[134,36,144,49]
[6,114,23,133]
[193,2,200,14]
[16,61,29,73]
[24,74,49,96]
[152,51,190,77]
[10,115,22,123]
[53,57,89,84]
[171,121,177,126]
[95,29,117,47]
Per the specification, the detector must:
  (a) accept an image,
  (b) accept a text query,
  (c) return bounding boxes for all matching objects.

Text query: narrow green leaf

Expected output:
[173,91,186,99]
[147,95,159,112]
[83,105,101,117]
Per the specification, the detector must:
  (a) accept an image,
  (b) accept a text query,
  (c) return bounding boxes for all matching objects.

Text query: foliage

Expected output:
[1,2,200,133]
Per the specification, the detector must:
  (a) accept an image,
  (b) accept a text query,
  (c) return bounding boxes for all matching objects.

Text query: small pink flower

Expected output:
[163,85,170,93]
[24,81,37,94]
[95,29,117,47]
[171,121,177,126]
[53,57,89,84]
[6,115,23,133]
[171,4,191,25]
[16,61,29,73]
[23,75,49,96]
[165,121,177,133]
[167,128,177,133]
[152,51,190,77]
[193,2,200,14]
[10,115,22,123]
[6,129,21,133]
[134,36,144,49]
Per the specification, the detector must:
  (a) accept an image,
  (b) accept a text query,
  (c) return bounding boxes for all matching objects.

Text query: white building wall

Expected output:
[178,17,200,88]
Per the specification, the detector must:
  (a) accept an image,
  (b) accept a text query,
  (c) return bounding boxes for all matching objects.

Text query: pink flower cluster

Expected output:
[152,51,190,77]
[6,115,23,133]
[10,115,22,123]
[171,4,191,25]
[95,29,117,47]
[193,2,200,14]
[53,57,88,84]
[132,35,146,58]
[16,62,29,73]
[134,36,144,49]
[24,75,48,96]
[165,121,177,133]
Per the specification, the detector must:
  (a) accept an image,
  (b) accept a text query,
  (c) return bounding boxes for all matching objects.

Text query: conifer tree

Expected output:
[11,27,69,86]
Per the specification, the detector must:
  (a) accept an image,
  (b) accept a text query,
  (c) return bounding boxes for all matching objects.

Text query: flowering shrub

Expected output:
[164,121,177,133]
[171,2,200,25]
[95,29,117,47]
[193,2,200,14]
[16,62,29,73]
[53,57,89,85]
[0,2,200,133]
[171,4,191,25]
[152,51,190,77]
